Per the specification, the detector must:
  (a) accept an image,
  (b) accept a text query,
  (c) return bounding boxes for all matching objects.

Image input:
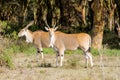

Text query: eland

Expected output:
[18,21,50,60]
[45,26,93,68]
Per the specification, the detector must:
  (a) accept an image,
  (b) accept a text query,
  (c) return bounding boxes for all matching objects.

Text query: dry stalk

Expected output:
[98,47,105,80]
[115,53,120,80]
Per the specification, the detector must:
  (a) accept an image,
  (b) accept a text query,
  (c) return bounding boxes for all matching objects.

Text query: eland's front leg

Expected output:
[40,48,44,59]
[36,48,44,61]
[85,53,89,68]
[56,53,59,67]
[60,54,64,66]
[84,51,93,68]
[59,50,64,67]
[87,52,93,68]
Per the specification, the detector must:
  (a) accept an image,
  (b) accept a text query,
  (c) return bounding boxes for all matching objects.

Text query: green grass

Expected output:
[9,43,120,56]
[1,37,119,56]
[20,46,55,55]
[0,37,119,69]
[91,48,120,56]
[0,53,14,69]
[104,49,120,56]
[65,48,119,56]
[43,48,55,54]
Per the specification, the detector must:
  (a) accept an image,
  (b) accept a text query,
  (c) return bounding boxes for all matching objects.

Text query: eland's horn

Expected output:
[45,21,50,28]
[25,21,34,29]
[53,23,56,29]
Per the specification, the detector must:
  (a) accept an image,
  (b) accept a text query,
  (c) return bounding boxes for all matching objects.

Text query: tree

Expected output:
[91,0,105,49]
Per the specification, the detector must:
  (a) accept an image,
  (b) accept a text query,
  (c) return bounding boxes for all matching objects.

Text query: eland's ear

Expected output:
[45,27,49,31]
[54,26,58,31]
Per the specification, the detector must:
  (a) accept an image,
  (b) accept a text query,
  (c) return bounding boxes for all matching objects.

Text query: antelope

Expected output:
[45,26,93,68]
[18,21,50,60]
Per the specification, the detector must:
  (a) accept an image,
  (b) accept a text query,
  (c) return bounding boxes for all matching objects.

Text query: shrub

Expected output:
[0,53,14,69]
[0,37,14,69]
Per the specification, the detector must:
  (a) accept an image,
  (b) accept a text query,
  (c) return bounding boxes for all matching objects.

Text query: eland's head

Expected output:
[18,21,34,37]
[18,21,34,43]
[45,26,58,38]
[44,22,58,48]
[18,28,28,37]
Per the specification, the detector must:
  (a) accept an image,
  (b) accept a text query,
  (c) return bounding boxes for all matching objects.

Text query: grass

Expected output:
[39,70,46,74]
[1,35,119,56]
[1,53,120,80]
[43,48,55,54]
[1,43,119,69]
[0,37,14,69]
[0,38,119,79]
[0,36,119,69]
[1,53,14,69]
[66,58,79,68]
[105,49,120,56]
[40,62,52,67]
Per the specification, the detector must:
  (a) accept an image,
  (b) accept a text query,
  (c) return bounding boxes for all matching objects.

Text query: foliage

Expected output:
[0,21,19,39]
[103,29,120,49]
[0,37,14,69]
[0,0,119,32]
[0,53,14,69]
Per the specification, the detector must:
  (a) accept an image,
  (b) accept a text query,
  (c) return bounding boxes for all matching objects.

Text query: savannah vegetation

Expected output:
[0,0,120,80]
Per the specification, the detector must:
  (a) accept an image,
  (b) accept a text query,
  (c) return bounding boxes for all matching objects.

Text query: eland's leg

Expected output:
[60,54,64,67]
[36,49,40,62]
[36,48,44,61]
[84,53,89,68]
[87,52,93,68]
[56,52,59,67]
[40,48,44,59]
[59,50,64,67]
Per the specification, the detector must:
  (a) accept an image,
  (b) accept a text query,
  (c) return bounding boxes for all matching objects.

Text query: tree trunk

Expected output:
[23,0,30,22]
[51,0,60,26]
[91,0,105,49]
[108,4,116,31]
[92,22,105,49]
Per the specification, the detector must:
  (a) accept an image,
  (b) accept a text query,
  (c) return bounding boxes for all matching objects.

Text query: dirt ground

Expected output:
[0,53,120,80]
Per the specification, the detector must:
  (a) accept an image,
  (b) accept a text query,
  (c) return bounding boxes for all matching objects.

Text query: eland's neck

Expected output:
[25,30,33,43]
[49,32,56,48]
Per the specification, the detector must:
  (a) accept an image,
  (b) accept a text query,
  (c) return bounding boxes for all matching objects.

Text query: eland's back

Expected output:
[54,32,91,51]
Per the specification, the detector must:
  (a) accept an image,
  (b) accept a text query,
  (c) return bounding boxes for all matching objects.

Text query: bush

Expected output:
[0,53,13,69]
[0,37,14,69]
[0,20,19,40]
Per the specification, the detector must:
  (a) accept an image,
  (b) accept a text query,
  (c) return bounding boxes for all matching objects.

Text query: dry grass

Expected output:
[0,53,120,80]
